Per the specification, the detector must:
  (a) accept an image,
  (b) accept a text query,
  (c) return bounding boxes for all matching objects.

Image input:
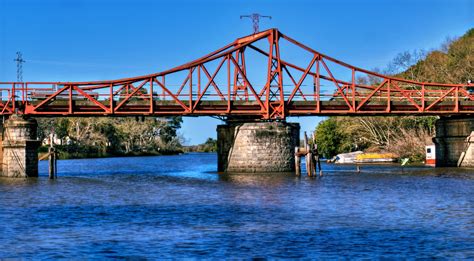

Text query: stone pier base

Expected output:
[433,116,474,167]
[459,131,474,167]
[217,122,300,173]
[1,115,41,177]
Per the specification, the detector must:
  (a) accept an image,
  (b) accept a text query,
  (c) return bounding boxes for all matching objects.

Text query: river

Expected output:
[0,153,473,259]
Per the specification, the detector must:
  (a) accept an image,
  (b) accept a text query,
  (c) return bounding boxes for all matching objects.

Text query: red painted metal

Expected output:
[1,28,473,120]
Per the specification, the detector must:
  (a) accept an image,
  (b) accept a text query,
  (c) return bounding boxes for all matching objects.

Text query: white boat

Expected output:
[333,151,363,164]
[331,151,397,164]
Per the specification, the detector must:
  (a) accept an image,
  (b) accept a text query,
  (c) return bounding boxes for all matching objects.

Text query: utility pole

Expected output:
[240,13,272,34]
[13,51,25,82]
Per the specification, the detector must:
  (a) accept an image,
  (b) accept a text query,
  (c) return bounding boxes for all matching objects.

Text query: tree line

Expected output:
[37,116,184,158]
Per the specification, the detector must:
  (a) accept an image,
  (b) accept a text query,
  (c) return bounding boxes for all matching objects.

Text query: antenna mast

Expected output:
[13,51,25,82]
[240,13,272,34]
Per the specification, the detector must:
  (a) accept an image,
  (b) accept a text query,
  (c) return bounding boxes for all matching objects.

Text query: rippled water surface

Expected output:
[0,153,473,259]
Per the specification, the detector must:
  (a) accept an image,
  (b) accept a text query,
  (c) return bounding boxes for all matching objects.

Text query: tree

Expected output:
[314,118,352,158]
[201,138,217,152]
[35,116,184,158]
[159,117,183,145]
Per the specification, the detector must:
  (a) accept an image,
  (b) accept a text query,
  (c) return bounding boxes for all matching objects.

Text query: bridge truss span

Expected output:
[1,28,473,120]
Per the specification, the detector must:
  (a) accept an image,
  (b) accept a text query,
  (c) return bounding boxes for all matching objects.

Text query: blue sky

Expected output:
[0,0,472,144]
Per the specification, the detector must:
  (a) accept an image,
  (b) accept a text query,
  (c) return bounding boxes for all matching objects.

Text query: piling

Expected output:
[295,147,301,176]
[217,122,300,173]
[304,132,311,176]
[433,116,474,167]
[48,147,57,179]
[312,134,322,177]
[294,132,322,177]
[1,115,41,178]
[315,149,322,177]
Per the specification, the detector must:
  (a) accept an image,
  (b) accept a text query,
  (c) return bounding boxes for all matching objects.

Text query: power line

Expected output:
[13,51,25,82]
[240,13,272,34]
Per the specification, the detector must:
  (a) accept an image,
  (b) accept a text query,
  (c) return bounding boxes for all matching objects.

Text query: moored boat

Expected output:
[355,153,397,163]
[330,151,397,164]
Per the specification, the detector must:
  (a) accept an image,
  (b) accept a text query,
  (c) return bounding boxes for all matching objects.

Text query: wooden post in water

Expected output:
[294,132,323,177]
[295,147,301,176]
[310,151,317,176]
[312,133,322,177]
[306,152,312,176]
[304,132,310,176]
[48,147,57,179]
[305,132,317,177]
[317,153,322,177]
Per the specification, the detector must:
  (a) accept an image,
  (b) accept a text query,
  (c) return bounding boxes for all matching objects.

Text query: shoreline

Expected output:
[38,150,185,161]
[38,150,218,161]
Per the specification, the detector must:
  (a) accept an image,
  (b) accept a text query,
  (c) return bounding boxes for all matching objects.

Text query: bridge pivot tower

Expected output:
[264,29,285,119]
[233,48,249,101]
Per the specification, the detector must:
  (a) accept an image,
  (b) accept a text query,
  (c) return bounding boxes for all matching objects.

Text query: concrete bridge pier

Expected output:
[433,116,474,167]
[217,121,300,173]
[1,115,41,178]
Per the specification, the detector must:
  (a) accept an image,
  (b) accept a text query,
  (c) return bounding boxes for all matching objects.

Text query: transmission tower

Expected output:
[13,51,25,82]
[240,13,272,34]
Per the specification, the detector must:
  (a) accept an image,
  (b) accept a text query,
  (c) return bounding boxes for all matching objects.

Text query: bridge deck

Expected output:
[4,98,471,117]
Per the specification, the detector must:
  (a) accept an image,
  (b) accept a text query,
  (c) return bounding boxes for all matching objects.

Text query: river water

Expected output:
[0,153,473,259]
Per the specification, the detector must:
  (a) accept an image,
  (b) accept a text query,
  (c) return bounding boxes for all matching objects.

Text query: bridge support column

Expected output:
[433,116,474,167]
[1,115,41,178]
[217,122,300,173]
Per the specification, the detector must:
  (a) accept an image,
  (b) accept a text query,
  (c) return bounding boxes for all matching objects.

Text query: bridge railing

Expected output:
[0,80,472,116]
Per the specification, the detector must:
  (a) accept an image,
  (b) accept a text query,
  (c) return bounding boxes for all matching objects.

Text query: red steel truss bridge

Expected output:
[1,29,473,120]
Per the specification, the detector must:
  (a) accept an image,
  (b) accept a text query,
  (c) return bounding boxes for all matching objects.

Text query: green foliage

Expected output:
[201,138,217,152]
[396,28,473,83]
[159,117,183,144]
[314,118,352,158]
[37,116,184,159]
[314,115,435,161]
[184,138,217,153]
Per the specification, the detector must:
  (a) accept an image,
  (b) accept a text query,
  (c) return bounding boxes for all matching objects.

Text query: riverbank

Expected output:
[38,137,216,160]
[38,145,184,160]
